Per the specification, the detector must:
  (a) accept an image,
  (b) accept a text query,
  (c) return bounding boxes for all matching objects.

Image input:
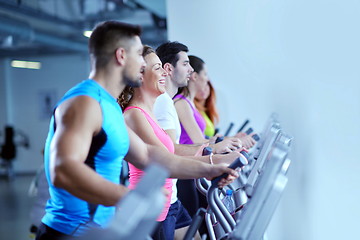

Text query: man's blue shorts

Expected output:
[162,200,192,240]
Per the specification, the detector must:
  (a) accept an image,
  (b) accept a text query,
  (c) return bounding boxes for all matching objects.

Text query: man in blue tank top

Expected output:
[37,21,240,240]
[36,21,145,239]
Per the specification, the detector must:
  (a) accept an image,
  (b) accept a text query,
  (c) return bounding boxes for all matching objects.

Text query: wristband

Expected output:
[209,153,214,165]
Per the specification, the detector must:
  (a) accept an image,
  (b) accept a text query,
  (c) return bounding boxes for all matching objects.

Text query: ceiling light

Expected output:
[83,30,92,38]
[11,60,41,70]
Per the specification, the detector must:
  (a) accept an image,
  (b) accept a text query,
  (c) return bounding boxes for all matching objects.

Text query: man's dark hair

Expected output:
[89,21,141,69]
[156,41,189,67]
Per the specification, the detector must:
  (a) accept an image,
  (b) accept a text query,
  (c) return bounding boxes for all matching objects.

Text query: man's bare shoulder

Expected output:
[55,95,102,133]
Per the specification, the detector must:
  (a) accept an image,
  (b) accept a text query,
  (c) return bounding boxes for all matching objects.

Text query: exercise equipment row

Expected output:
[196,113,293,240]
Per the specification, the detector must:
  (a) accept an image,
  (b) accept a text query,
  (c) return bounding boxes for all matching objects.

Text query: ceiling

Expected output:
[0,0,167,58]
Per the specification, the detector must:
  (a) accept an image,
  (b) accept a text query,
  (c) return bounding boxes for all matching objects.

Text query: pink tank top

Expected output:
[124,106,174,221]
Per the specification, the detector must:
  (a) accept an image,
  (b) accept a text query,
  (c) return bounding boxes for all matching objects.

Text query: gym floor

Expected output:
[0,174,35,240]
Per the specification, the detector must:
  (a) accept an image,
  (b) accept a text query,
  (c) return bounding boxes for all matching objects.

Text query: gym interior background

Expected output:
[0,0,359,239]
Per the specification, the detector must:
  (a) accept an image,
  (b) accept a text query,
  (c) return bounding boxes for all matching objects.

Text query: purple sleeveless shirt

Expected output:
[173,94,206,144]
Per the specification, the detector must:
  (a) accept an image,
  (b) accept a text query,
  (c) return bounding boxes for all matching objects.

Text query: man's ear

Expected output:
[115,48,126,66]
[163,62,173,75]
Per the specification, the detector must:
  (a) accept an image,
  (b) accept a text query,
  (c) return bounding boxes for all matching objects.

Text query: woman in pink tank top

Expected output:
[118,45,173,239]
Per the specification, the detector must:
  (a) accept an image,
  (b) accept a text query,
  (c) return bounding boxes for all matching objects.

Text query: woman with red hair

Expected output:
[194,80,219,138]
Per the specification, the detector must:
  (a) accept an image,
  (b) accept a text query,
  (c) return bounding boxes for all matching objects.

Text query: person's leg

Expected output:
[163,201,178,240]
[176,179,199,217]
[174,200,203,240]
[174,226,189,240]
[151,221,166,240]
[36,223,72,240]
[174,226,202,240]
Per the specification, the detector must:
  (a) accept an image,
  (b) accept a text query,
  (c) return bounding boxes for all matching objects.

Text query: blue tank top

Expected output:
[42,79,129,236]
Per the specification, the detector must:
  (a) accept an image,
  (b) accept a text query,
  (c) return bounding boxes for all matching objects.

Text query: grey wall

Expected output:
[167,0,360,239]
[0,54,89,173]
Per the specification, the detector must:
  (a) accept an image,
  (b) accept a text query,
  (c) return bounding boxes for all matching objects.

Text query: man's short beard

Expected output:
[178,78,189,88]
[124,77,142,88]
